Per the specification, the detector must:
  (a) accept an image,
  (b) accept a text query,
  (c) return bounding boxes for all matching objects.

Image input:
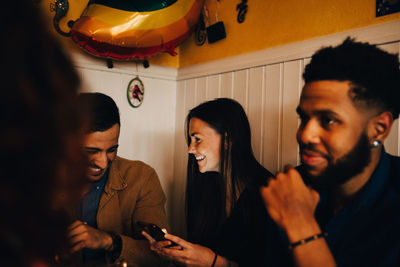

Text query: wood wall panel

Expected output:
[281,61,303,168]
[171,81,187,235]
[263,63,283,173]
[248,66,265,161]
[207,75,220,100]
[378,43,400,156]
[220,72,234,98]
[196,77,207,106]
[233,70,249,113]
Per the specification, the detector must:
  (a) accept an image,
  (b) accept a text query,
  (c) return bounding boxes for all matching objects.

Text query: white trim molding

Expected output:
[177,19,400,81]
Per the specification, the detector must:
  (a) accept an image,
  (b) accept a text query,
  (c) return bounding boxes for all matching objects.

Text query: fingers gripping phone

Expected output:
[136,221,178,248]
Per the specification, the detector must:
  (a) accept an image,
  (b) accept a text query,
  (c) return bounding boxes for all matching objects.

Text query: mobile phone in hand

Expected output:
[136,221,178,248]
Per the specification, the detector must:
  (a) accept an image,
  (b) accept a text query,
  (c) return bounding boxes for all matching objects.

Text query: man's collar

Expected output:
[317,148,390,214]
[104,156,127,193]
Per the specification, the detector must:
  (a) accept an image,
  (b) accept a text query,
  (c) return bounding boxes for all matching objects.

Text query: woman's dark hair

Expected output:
[77,92,120,133]
[185,98,271,246]
[0,1,87,265]
[303,37,400,119]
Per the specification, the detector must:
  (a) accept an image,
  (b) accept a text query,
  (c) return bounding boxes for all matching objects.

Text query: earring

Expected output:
[372,140,381,147]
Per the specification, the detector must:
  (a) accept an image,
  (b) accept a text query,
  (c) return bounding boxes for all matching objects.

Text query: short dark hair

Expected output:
[77,92,120,132]
[303,37,400,119]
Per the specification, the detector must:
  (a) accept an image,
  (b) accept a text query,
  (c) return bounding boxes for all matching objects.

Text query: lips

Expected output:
[195,155,205,161]
[300,149,327,167]
[88,165,104,176]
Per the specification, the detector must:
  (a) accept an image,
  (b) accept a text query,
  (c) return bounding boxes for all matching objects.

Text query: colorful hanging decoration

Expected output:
[67,0,204,60]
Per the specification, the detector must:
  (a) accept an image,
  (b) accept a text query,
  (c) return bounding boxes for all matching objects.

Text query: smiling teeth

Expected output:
[196,155,205,161]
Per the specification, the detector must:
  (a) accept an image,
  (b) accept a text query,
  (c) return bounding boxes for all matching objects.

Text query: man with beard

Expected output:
[261,38,400,266]
[67,92,169,266]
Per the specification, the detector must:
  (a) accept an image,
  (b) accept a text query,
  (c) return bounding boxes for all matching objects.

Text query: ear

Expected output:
[368,111,394,143]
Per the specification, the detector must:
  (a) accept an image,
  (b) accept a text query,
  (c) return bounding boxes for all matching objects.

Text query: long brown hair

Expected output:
[185,98,271,247]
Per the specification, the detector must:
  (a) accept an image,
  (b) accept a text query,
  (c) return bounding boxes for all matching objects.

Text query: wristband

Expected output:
[211,252,217,267]
[288,232,327,250]
[108,232,122,262]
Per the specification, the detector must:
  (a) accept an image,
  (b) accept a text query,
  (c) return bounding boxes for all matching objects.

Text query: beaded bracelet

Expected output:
[288,232,327,250]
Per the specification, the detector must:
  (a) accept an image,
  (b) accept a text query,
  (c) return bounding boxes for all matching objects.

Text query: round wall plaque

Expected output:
[127,77,144,108]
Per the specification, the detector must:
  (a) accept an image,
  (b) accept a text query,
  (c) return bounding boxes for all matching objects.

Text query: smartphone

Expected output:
[136,221,178,248]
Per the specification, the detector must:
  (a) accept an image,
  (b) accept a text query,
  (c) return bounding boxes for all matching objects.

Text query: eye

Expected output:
[85,149,98,155]
[107,146,119,153]
[297,113,309,127]
[190,135,201,144]
[320,116,336,128]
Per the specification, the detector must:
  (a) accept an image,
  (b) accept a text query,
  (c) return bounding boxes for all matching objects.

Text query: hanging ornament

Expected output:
[127,76,144,108]
[236,0,248,23]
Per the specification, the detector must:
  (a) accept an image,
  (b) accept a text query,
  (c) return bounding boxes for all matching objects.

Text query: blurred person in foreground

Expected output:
[0,0,87,266]
[68,92,169,266]
[261,38,400,266]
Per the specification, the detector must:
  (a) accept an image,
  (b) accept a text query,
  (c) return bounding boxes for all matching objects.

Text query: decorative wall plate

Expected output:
[127,77,144,108]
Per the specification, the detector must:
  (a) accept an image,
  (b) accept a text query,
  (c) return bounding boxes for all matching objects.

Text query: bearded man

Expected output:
[261,38,400,267]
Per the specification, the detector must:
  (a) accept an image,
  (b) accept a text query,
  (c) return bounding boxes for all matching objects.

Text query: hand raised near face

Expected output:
[260,165,321,242]
[67,220,113,253]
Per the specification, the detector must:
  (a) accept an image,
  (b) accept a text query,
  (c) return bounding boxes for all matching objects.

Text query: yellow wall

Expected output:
[42,0,400,68]
[179,0,400,67]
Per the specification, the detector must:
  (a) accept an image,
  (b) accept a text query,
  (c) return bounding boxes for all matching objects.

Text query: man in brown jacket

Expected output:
[68,92,169,266]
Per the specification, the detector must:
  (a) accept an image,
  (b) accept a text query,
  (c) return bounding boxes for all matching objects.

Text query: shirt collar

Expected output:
[317,147,390,214]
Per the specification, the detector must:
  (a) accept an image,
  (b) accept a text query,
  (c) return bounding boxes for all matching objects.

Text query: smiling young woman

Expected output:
[145,98,275,267]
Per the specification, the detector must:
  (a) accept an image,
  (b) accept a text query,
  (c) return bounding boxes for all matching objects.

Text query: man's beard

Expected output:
[300,133,371,191]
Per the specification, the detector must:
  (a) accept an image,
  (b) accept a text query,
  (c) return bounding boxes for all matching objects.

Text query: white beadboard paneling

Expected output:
[220,72,234,98]
[233,69,249,112]
[281,60,303,169]
[248,66,265,162]
[196,77,207,105]
[263,63,283,173]
[378,42,400,156]
[186,79,197,106]
[207,75,220,100]
[171,81,188,236]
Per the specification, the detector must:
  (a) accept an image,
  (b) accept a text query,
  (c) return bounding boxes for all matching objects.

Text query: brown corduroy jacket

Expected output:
[97,156,169,266]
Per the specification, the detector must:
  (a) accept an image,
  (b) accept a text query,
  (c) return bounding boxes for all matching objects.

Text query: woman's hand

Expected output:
[142,231,182,259]
[146,232,216,267]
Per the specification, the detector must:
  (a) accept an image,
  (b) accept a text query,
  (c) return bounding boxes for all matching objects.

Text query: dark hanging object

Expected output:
[206,22,226,44]
[50,0,71,37]
[195,13,207,46]
[376,0,400,17]
[142,60,150,68]
[106,59,113,69]
[236,0,248,23]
